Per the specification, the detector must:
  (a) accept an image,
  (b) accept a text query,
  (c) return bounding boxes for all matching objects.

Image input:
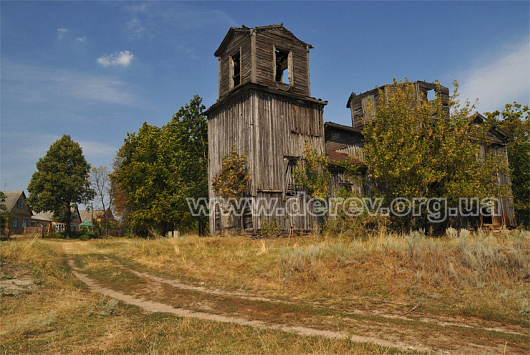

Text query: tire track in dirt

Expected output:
[67,259,426,353]
[102,256,527,338]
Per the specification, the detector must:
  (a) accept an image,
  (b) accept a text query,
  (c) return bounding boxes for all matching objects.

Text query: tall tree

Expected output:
[485,102,529,226]
[111,95,208,236]
[162,95,208,235]
[362,79,508,230]
[89,166,113,235]
[28,135,94,236]
[111,122,162,236]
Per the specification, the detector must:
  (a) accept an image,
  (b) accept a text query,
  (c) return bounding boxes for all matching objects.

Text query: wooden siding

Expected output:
[254,29,310,97]
[218,32,252,99]
[208,89,325,234]
[217,26,311,100]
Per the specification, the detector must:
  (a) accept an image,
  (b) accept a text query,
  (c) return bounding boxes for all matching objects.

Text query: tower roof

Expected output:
[214,24,313,57]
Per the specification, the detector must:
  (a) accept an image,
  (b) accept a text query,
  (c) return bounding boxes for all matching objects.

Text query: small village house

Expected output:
[31,206,82,234]
[1,190,32,235]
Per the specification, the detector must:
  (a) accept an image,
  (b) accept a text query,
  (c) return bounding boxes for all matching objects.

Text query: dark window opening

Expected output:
[285,158,298,195]
[231,52,241,87]
[275,49,290,84]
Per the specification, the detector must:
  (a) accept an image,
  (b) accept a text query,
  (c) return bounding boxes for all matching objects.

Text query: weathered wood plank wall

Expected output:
[208,89,325,234]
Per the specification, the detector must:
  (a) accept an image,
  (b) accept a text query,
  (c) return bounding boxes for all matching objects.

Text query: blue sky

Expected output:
[1,1,529,197]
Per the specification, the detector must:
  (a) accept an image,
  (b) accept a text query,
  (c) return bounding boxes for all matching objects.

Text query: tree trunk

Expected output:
[64,206,72,238]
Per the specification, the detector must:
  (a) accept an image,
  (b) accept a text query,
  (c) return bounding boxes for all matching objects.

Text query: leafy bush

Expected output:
[261,218,282,238]
[79,229,100,240]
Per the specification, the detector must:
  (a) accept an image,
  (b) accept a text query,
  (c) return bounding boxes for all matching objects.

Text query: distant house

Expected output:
[31,211,53,230]
[31,206,82,233]
[1,190,33,235]
[79,208,114,224]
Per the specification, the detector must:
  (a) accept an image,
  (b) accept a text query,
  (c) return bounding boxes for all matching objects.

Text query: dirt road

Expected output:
[66,248,529,355]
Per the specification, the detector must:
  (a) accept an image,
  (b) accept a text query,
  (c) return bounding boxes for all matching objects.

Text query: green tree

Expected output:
[161,95,208,235]
[485,102,529,227]
[362,79,508,231]
[27,135,94,236]
[111,95,208,236]
[294,142,331,200]
[212,145,250,233]
[0,191,11,238]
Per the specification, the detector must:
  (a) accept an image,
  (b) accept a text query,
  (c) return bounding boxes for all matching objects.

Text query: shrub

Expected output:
[79,229,100,240]
[261,218,282,238]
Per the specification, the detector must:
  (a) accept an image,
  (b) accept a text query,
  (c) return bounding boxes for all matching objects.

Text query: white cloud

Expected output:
[78,140,119,158]
[76,36,87,42]
[97,51,135,67]
[458,38,529,113]
[57,27,70,40]
[2,60,144,106]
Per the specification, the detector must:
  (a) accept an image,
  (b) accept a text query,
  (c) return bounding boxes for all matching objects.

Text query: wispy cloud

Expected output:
[2,60,144,107]
[78,140,119,158]
[97,51,135,67]
[57,27,70,40]
[123,2,238,40]
[457,37,529,113]
[76,36,87,42]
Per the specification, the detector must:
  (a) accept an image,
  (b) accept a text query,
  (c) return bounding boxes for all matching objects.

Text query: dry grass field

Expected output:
[1,229,529,354]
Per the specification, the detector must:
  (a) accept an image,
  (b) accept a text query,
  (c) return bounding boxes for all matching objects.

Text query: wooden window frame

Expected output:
[229,49,242,90]
[273,46,293,86]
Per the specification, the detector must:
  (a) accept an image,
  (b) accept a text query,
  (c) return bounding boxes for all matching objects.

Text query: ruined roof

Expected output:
[325,150,362,165]
[214,24,313,57]
[346,81,449,108]
[473,113,509,145]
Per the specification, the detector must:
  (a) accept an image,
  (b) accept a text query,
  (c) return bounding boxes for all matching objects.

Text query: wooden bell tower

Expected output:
[205,24,327,235]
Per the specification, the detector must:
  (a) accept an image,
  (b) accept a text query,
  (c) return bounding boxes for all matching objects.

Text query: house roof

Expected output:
[32,211,54,222]
[32,206,82,222]
[2,190,31,214]
[79,209,105,223]
[214,24,312,57]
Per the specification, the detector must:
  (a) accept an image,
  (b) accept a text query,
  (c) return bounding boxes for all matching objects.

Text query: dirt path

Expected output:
[102,256,526,338]
[67,259,424,352]
[66,254,530,355]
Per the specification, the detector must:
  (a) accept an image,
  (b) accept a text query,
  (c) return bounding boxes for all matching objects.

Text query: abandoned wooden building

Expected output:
[205,24,516,234]
[327,82,516,227]
[205,24,327,234]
